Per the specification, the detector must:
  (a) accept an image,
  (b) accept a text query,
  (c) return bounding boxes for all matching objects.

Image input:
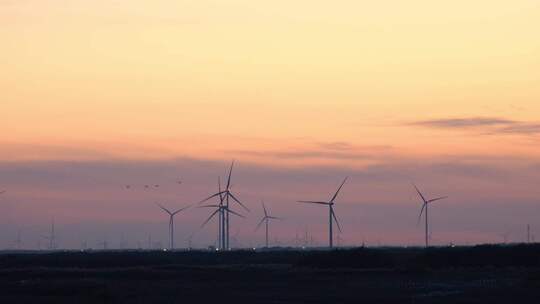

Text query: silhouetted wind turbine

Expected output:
[255,201,281,248]
[298,177,347,248]
[156,203,190,250]
[41,219,57,250]
[199,161,249,249]
[199,202,245,249]
[197,177,226,249]
[413,184,448,248]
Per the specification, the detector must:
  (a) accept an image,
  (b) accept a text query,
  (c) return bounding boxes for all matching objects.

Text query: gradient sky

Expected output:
[1,1,539,249]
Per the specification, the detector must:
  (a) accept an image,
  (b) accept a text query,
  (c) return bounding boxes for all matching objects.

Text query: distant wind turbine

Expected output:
[199,161,248,250]
[14,230,23,250]
[156,203,190,250]
[255,201,281,248]
[298,177,347,248]
[413,183,448,248]
[41,219,57,250]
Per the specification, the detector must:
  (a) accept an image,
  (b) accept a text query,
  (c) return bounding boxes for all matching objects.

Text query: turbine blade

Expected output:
[200,209,220,228]
[255,218,266,231]
[155,203,172,215]
[226,160,234,190]
[428,196,448,203]
[198,192,226,204]
[226,208,245,218]
[330,177,348,203]
[268,216,282,220]
[417,203,427,225]
[297,201,330,205]
[218,177,225,203]
[229,192,250,212]
[413,183,428,204]
[172,205,191,215]
[198,204,221,208]
[262,201,268,217]
[331,208,342,233]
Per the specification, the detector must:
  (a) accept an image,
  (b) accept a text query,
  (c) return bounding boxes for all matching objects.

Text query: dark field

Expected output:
[1,245,540,303]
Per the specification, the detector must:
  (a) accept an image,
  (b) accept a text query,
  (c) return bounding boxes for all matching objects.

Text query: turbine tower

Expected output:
[199,202,245,249]
[527,224,531,244]
[156,203,190,250]
[199,161,249,250]
[414,184,448,248]
[255,201,281,248]
[298,177,347,249]
[197,177,226,249]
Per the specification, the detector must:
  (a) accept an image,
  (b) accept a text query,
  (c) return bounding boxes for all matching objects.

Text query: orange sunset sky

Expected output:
[0,1,539,248]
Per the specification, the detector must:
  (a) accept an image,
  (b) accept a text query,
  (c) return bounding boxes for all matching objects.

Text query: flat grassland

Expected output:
[1,245,539,303]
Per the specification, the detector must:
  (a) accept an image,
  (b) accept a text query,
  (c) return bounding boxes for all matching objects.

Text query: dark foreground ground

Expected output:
[1,245,540,303]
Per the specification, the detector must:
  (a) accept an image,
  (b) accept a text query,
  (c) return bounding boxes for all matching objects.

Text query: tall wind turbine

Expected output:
[199,161,249,250]
[197,177,226,249]
[298,177,347,249]
[255,201,281,248]
[413,184,448,248]
[156,203,190,250]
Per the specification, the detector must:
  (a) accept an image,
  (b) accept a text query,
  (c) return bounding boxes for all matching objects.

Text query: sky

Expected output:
[0,1,539,249]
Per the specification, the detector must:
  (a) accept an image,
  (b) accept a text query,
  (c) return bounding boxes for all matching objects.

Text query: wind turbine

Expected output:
[156,203,190,250]
[199,161,249,249]
[413,184,448,248]
[255,201,281,248]
[199,200,245,250]
[298,177,347,249]
[197,177,226,249]
[41,219,57,250]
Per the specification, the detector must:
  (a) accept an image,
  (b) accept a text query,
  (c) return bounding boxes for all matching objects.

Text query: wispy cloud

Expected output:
[317,141,354,151]
[228,142,392,161]
[410,117,517,129]
[410,117,540,136]
[230,149,372,160]
[498,123,540,135]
